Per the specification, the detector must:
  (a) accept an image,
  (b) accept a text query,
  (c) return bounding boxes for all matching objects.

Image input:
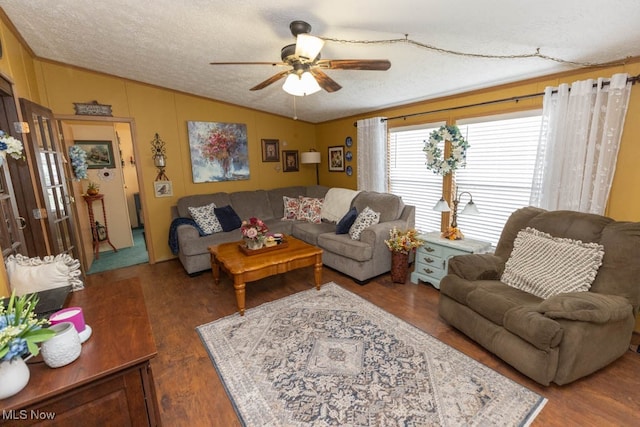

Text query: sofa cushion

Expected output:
[229,190,274,220]
[177,192,231,219]
[188,203,222,235]
[501,228,604,299]
[297,197,323,224]
[214,205,242,232]
[352,191,404,223]
[317,233,374,262]
[538,292,632,323]
[336,207,358,234]
[503,306,564,350]
[349,206,380,240]
[466,282,543,326]
[292,221,336,246]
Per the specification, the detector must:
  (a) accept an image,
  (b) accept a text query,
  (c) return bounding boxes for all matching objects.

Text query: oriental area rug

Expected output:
[197,283,546,426]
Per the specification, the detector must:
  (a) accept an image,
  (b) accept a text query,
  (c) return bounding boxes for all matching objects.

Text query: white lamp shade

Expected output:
[461,201,480,215]
[282,72,321,96]
[301,151,321,164]
[432,198,451,212]
[295,34,325,61]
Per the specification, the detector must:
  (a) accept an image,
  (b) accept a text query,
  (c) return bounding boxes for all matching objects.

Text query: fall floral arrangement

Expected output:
[0,130,24,165]
[241,217,269,242]
[0,291,55,362]
[384,227,424,254]
[69,145,89,180]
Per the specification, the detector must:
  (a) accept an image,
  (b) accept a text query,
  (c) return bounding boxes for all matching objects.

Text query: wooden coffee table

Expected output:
[209,236,323,315]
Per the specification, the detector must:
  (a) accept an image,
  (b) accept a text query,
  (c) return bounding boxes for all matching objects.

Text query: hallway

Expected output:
[87,228,148,274]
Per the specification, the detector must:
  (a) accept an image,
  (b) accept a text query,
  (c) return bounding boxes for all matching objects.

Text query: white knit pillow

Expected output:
[501,227,604,299]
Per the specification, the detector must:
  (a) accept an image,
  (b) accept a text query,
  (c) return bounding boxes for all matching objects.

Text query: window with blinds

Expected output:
[454,112,542,246]
[389,122,445,233]
[389,112,542,247]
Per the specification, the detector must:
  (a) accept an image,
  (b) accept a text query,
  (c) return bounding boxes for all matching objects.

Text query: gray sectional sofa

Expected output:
[170,185,415,282]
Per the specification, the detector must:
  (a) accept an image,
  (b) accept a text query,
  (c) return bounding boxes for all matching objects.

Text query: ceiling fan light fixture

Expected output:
[295,34,324,62]
[282,72,321,96]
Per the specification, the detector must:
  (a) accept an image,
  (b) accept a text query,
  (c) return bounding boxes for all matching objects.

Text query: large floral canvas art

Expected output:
[187,121,249,183]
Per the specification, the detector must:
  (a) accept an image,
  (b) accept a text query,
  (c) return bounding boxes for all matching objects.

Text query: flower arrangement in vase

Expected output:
[0,130,24,166]
[0,291,56,399]
[385,227,424,283]
[241,217,269,250]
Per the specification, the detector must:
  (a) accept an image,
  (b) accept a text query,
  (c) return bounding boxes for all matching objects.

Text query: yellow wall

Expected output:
[1,11,640,297]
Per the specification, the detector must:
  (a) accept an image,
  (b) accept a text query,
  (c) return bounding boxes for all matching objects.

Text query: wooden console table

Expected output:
[83,194,117,259]
[0,278,161,426]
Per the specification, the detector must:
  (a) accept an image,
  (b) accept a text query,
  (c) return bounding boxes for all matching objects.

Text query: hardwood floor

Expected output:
[86,261,640,426]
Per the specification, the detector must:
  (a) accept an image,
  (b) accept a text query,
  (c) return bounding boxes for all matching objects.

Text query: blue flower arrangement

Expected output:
[0,291,55,361]
[69,145,89,180]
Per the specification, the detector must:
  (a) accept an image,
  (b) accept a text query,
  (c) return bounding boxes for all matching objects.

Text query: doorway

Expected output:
[57,117,149,274]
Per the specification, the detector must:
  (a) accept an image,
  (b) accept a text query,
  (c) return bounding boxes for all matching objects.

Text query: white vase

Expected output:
[41,322,82,368]
[0,358,30,400]
[245,238,264,250]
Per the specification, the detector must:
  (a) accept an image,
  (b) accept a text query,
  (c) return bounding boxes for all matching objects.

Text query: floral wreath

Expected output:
[69,145,88,180]
[423,125,469,176]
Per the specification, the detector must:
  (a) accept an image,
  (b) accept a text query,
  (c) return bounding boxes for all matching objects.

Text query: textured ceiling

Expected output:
[2,0,640,123]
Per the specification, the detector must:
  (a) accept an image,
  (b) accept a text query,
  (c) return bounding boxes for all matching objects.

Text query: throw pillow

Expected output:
[349,206,380,240]
[501,227,604,299]
[5,254,84,296]
[336,207,358,234]
[297,197,324,224]
[188,203,222,235]
[282,196,301,220]
[214,205,242,232]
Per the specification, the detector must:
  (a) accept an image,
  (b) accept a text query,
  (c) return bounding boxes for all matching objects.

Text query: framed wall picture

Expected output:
[154,181,173,197]
[282,150,299,172]
[75,140,116,169]
[328,146,345,172]
[187,121,249,183]
[261,139,280,162]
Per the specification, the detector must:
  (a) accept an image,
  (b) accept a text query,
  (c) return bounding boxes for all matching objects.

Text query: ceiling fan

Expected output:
[210,20,391,96]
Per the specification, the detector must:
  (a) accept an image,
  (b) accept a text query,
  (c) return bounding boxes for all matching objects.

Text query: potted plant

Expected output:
[86,181,100,196]
[0,291,56,399]
[384,227,424,283]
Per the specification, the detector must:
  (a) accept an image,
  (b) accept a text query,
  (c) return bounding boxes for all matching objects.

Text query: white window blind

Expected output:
[389,123,445,233]
[454,112,542,246]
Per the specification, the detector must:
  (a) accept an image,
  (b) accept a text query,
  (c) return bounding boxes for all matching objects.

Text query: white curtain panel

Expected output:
[356,117,388,192]
[530,73,632,214]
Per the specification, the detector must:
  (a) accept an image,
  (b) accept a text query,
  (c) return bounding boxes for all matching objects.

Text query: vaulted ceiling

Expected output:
[2,0,640,123]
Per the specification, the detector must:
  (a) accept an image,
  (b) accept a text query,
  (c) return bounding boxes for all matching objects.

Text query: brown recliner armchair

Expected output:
[438,206,640,385]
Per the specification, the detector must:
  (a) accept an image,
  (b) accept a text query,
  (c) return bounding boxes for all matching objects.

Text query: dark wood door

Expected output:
[0,77,27,259]
[20,99,79,258]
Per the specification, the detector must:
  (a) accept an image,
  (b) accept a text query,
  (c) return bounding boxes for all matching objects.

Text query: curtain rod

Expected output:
[352,74,640,127]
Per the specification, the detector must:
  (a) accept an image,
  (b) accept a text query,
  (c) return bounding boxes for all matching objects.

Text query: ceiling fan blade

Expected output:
[316,59,391,71]
[250,70,290,91]
[210,61,287,66]
[310,69,342,93]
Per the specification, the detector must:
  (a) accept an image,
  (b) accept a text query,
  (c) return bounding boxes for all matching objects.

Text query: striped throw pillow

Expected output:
[501,227,604,299]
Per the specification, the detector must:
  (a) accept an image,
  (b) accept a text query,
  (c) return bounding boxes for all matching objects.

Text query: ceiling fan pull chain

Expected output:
[293,96,298,120]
